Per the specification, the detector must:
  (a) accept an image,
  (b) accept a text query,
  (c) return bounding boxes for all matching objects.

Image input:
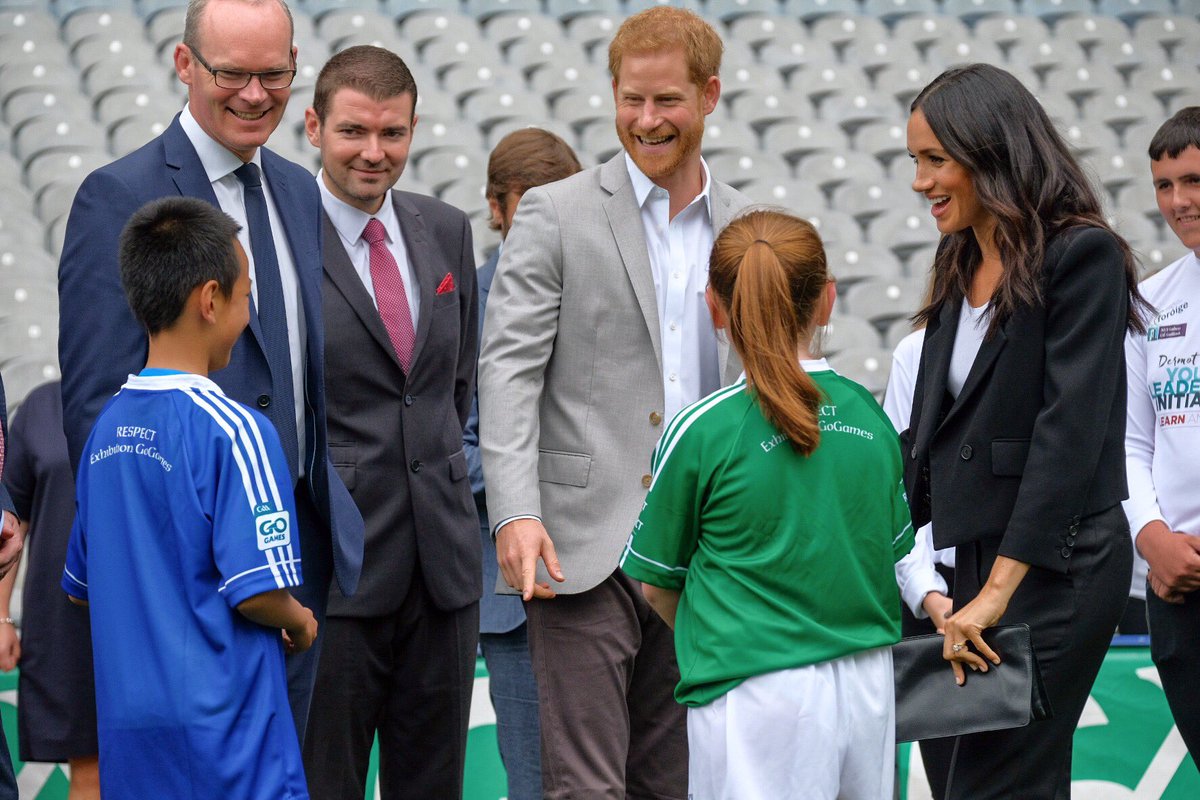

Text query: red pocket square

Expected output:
[436,273,455,294]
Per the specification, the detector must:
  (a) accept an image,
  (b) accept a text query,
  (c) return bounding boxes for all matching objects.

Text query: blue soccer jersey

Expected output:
[62,371,308,799]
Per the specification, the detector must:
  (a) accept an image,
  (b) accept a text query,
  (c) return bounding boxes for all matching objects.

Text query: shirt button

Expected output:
[669,322,678,331]
[669,373,678,382]
[257,394,270,408]
[959,444,973,460]
[410,459,423,473]
[642,474,652,488]
[649,411,663,426]
[404,394,414,406]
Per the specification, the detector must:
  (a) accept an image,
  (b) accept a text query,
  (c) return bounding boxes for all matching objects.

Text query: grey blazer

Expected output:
[321,190,480,616]
[478,153,752,595]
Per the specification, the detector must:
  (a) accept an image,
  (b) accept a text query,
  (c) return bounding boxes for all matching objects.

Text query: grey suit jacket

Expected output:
[478,153,752,595]
[321,190,480,616]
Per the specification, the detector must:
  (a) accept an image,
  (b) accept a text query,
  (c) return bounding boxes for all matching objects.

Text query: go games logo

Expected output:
[255,510,291,551]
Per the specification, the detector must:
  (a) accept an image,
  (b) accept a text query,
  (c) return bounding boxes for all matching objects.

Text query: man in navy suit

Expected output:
[56,0,363,742]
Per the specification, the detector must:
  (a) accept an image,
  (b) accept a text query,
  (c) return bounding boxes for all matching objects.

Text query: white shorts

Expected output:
[687,646,895,800]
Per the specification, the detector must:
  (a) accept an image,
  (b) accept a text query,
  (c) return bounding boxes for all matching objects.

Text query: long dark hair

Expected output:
[709,210,829,455]
[909,64,1149,334]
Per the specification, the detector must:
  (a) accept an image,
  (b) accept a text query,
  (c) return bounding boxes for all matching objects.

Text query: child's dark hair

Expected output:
[1149,106,1200,160]
[119,197,242,335]
[709,209,829,455]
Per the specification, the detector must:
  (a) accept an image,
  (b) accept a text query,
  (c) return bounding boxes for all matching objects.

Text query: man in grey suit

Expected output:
[478,8,752,797]
[300,46,479,799]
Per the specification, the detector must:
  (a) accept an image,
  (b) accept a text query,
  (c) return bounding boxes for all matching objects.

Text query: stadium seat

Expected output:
[860,0,941,25]
[415,114,488,157]
[853,121,911,176]
[463,90,550,133]
[970,13,1051,48]
[1088,36,1170,80]
[108,111,170,156]
[4,88,92,129]
[891,14,972,50]
[1132,14,1200,57]
[439,62,524,103]
[939,0,1017,24]
[551,86,612,131]
[872,63,941,112]
[484,12,566,49]
[1053,13,1134,51]
[1095,0,1175,24]
[0,60,79,106]
[761,119,851,166]
[1006,38,1089,80]
[1107,209,1164,249]
[505,34,586,78]
[808,14,889,53]
[82,59,173,100]
[797,151,887,194]
[840,276,925,327]
[464,0,543,21]
[1042,63,1126,104]
[726,13,808,49]
[12,114,104,162]
[923,37,1006,69]
[413,147,487,192]
[0,354,61,409]
[722,62,787,100]
[830,180,910,229]
[1165,88,1200,116]
[705,151,793,189]
[531,60,608,103]
[397,9,480,48]
[820,91,901,137]
[727,88,804,132]
[561,12,619,53]
[794,63,872,107]
[1083,90,1167,137]
[825,242,905,284]
[700,119,761,156]
[1114,178,1159,223]
[802,208,867,249]
[821,314,884,356]
[577,120,619,162]
[866,208,939,261]
[758,40,837,84]
[61,7,141,45]
[827,345,893,396]
[1021,0,1096,24]
[544,0,622,23]
[72,34,159,74]
[738,177,826,214]
[0,8,59,41]
[437,176,488,218]
[419,34,498,75]
[704,0,781,22]
[318,8,399,47]
[1135,241,1188,279]
[24,147,109,195]
[1133,64,1193,106]
[782,0,862,22]
[1059,120,1122,158]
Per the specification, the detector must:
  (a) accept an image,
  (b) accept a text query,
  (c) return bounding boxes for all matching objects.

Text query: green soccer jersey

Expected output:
[620,363,914,707]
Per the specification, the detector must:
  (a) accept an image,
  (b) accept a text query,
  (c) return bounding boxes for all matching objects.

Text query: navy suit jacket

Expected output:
[57,115,364,597]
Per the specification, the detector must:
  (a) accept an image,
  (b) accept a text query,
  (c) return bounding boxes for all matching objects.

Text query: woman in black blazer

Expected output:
[903,64,1151,799]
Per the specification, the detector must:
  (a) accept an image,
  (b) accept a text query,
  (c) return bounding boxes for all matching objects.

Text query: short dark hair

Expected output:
[312,45,417,122]
[119,197,242,335]
[486,128,582,223]
[1149,106,1200,160]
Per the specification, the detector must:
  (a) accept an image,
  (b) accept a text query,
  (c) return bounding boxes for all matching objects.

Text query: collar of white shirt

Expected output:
[179,104,264,183]
[624,151,713,217]
[316,170,402,251]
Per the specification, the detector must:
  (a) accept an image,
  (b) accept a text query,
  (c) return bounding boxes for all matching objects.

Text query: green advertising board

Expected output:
[4,648,1197,798]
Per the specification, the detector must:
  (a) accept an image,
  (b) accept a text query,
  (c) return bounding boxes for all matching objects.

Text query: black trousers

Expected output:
[302,563,479,800]
[943,504,1131,800]
[1147,587,1200,762]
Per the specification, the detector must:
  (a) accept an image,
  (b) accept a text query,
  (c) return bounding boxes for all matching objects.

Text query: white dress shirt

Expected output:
[179,105,307,475]
[625,153,720,424]
[317,173,420,329]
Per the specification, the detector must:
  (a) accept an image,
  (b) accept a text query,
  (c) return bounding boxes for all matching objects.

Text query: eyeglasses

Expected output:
[189,46,296,90]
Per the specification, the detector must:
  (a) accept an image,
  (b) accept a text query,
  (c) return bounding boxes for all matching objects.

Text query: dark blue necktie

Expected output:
[234,162,299,476]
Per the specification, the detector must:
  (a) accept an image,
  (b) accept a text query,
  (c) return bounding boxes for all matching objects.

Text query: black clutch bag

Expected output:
[892,623,1052,743]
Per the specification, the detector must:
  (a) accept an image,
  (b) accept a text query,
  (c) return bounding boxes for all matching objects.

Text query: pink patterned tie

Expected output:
[362,218,416,371]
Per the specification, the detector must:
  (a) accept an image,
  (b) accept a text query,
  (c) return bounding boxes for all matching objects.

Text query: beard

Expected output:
[616,117,704,182]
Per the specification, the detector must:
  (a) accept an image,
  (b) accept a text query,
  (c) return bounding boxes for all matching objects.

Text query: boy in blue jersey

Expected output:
[62,196,315,799]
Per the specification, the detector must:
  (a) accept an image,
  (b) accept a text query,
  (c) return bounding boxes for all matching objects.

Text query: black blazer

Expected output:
[321,190,480,616]
[903,226,1130,574]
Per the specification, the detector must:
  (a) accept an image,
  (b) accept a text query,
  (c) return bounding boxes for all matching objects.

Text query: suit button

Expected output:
[257,394,270,408]
[649,411,663,426]
[1060,547,1072,559]
[404,394,414,407]
[923,493,932,505]
[959,445,973,460]
[910,447,917,459]
[410,459,423,473]
[641,474,652,488]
